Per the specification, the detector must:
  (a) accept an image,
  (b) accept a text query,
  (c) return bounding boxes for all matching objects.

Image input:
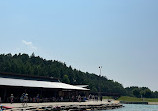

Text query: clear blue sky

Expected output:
[0,0,158,91]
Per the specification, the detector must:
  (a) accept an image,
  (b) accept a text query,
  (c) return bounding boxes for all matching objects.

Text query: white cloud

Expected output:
[22,40,37,50]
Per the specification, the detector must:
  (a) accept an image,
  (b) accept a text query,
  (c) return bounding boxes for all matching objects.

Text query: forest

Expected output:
[0,53,158,98]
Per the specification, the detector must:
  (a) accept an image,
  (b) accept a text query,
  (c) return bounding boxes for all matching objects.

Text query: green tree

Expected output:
[62,74,70,84]
[141,89,152,98]
[132,89,140,98]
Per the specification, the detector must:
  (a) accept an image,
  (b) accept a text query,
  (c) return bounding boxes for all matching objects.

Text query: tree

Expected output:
[141,89,152,98]
[62,75,70,84]
[30,52,35,57]
[132,89,140,98]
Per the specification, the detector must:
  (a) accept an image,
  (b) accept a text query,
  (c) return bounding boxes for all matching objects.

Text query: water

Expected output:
[102,104,158,111]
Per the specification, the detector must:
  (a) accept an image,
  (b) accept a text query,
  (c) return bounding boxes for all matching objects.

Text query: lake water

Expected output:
[102,104,158,111]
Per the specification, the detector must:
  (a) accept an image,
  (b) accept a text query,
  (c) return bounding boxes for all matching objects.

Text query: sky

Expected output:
[0,0,158,91]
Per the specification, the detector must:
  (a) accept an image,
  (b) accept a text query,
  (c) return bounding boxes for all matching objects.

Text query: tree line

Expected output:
[125,86,158,98]
[0,53,157,98]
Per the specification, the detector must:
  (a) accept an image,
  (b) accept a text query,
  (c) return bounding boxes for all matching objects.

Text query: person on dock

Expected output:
[10,94,14,104]
[95,95,98,101]
[88,94,92,101]
[92,95,95,101]
[36,94,40,103]
[78,95,81,102]
[20,93,25,103]
[22,93,28,107]
[71,95,74,102]
[100,95,102,101]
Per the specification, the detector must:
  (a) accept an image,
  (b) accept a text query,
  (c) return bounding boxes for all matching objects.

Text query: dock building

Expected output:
[0,72,89,103]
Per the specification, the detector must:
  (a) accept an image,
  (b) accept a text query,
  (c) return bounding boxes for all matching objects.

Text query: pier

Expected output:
[1,100,123,111]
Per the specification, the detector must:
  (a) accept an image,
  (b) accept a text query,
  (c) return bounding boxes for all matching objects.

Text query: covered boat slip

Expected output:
[0,77,89,102]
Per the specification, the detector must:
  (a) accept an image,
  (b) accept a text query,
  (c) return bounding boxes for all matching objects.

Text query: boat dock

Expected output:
[1,100,123,111]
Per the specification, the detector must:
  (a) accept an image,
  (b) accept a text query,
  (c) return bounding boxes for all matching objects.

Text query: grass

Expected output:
[117,96,158,102]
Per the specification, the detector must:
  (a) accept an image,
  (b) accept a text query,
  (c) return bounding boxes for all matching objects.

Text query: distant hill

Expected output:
[1,53,158,98]
[0,53,127,95]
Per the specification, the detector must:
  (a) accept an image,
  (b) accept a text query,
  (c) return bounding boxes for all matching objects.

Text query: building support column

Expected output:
[3,87,7,102]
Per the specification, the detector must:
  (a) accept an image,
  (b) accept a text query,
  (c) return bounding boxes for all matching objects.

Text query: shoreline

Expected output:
[120,101,158,105]
[1,100,123,111]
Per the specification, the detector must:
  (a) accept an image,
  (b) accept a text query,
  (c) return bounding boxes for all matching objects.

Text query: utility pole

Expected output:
[99,66,102,102]
[99,66,102,76]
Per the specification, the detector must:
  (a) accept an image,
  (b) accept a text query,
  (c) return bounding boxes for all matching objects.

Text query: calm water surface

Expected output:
[102,104,158,111]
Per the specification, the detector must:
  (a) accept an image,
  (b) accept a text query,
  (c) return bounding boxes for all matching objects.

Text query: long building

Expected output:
[0,72,89,103]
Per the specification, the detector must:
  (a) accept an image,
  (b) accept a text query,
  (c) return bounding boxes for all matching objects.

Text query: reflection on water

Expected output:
[102,104,158,111]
